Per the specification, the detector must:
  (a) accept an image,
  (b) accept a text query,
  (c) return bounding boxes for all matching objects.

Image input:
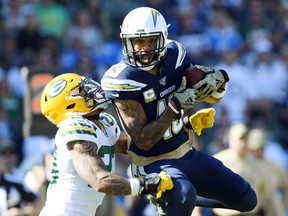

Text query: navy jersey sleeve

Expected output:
[166,40,191,76]
[101,62,146,101]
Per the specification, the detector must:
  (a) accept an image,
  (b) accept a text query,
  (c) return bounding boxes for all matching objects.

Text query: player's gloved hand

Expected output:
[170,77,197,111]
[130,171,174,198]
[193,65,229,101]
[184,108,216,136]
[156,170,174,199]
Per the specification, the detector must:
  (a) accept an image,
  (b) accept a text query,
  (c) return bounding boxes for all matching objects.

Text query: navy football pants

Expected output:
[143,147,257,216]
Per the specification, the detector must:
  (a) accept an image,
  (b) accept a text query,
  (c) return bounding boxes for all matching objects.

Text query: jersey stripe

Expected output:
[61,126,98,138]
[174,41,186,69]
[101,77,146,91]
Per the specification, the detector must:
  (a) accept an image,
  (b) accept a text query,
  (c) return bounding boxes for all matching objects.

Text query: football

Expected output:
[183,65,206,88]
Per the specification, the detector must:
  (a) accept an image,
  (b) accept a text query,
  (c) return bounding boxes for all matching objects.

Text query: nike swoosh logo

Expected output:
[110,92,119,97]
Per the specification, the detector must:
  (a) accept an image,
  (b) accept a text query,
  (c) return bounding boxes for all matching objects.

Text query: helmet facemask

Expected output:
[74,77,111,112]
[122,32,166,71]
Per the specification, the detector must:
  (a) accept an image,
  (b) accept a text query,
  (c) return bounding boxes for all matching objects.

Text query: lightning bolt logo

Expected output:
[152,9,158,27]
[101,78,147,91]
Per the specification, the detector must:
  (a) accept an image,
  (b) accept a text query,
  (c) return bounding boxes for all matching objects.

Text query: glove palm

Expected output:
[189,108,216,136]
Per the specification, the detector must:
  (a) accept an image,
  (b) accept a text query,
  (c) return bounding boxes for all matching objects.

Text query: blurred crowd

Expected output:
[0,0,288,215]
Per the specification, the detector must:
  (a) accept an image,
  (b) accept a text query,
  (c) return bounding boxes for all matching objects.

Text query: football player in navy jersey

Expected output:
[101,7,257,216]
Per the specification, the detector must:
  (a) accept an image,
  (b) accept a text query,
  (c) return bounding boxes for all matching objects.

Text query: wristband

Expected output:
[211,86,227,99]
[211,90,225,99]
[129,178,141,196]
[168,102,179,114]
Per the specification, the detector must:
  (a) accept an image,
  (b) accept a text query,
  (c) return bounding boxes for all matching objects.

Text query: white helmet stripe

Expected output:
[174,41,187,69]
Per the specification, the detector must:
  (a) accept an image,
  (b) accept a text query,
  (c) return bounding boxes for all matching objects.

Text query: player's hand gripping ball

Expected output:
[183,65,206,88]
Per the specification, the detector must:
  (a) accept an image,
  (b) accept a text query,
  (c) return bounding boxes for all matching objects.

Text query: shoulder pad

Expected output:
[58,116,98,144]
[171,41,187,68]
[59,116,97,134]
[99,112,118,127]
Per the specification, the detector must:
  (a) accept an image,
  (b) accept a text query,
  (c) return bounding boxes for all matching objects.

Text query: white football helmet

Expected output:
[120,7,169,71]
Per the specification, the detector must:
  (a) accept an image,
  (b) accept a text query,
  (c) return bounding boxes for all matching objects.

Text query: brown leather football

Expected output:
[183,65,206,88]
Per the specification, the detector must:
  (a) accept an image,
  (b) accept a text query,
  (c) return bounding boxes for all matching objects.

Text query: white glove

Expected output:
[170,77,197,111]
[192,65,229,101]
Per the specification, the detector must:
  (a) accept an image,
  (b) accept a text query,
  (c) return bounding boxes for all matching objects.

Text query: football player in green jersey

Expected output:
[39,73,173,216]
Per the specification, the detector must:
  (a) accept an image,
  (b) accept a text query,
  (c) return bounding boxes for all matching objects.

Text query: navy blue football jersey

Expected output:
[101,40,191,157]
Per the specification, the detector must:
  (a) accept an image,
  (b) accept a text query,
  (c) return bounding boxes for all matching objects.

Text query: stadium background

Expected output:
[0,0,288,215]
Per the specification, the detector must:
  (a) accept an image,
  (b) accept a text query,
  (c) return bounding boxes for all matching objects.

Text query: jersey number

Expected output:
[158,100,183,140]
[98,145,115,172]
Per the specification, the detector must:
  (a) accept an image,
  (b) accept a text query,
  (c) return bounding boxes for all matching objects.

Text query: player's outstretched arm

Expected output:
[67,140,173,196]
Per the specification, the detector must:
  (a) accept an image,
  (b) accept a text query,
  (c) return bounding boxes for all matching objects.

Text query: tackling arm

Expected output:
[68,140,131,196]
[67,140,173,197]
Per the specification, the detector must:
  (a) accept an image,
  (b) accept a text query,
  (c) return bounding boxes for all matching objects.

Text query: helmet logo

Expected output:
[49,79,67,98]
[151,9,158,27]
